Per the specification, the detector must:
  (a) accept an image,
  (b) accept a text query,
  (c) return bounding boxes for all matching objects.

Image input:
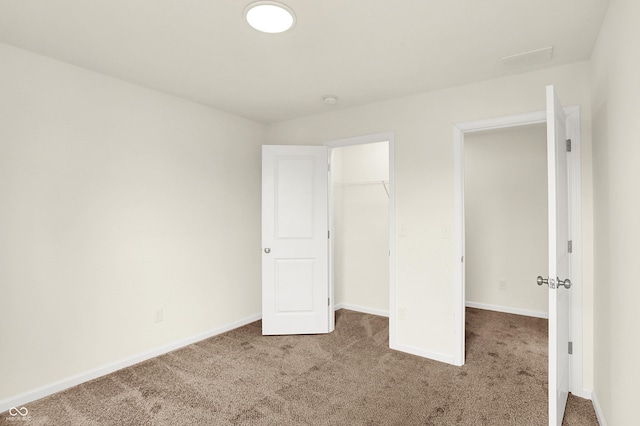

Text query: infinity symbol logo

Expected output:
[9,407,28,417]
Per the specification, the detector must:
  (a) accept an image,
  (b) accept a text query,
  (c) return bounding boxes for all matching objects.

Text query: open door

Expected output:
[545,85,572,425]
[262,145,332,335]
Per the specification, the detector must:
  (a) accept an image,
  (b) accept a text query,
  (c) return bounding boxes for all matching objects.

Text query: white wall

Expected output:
[0,29,609,415]
[590,0,640,423]
[267,61,594,385]
[465,124,548,316]
[332,142,389,313]
[0,43,265,404]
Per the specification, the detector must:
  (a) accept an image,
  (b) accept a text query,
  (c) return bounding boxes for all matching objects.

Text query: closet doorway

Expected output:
[464,123,549,318]
[331,141,389,316]
[325,132,396,345]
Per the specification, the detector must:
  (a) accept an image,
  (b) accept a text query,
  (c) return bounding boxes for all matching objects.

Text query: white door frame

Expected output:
[324,132,397,348]
[453,109,585,397]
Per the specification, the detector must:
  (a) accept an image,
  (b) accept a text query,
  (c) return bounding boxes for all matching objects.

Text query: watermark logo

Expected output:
[9,408,28,417]
[7,406,29,422]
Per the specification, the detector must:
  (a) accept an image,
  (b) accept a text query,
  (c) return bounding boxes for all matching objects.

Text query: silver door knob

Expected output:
[264,248,271,254]
[557,278,572,289]
[536,276,548,286]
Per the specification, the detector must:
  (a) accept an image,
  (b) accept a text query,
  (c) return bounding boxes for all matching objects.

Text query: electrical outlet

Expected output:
[398,307,407,320]
[442,226,452,239]
[154,308,163,323]
[499,280,507,290]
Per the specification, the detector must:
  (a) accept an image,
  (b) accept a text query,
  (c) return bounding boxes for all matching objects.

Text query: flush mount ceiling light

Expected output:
[245,1,295,34]
[323,95,338,105]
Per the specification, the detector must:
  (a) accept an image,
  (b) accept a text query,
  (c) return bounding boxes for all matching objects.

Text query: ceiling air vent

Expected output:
[502,47,553,68]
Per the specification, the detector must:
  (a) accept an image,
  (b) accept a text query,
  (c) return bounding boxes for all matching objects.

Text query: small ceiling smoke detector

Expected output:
[245,1,295,34]
[323,96,338,105]
[502,47,554,68]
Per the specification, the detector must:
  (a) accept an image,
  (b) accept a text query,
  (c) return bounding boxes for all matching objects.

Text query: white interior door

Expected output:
[546,85,572,426]
[262,145,331,335]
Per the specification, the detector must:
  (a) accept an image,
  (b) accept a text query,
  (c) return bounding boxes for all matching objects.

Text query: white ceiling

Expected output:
[0,0,610,123]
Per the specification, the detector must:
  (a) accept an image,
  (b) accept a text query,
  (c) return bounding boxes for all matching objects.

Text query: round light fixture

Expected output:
[245,1,295,34]
[323,96,338,105]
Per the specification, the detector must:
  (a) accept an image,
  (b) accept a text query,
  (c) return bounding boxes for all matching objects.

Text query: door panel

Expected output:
[546,85,571,426]
[275,157,315,238]
[262,145,330,335]
[275,259,315,312]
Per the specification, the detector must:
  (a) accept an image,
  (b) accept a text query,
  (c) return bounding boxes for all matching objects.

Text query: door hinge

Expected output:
[566,139,572,152]
[568,240,573,253]
[328,230,330,239]
[568,341,573,355]
[328,298,330,307]
[328,163,331,172]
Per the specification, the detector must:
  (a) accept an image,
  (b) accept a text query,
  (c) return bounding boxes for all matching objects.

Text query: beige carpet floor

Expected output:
[1,308,598,425]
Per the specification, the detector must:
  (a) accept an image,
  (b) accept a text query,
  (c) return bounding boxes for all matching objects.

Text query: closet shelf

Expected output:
[333,179,389,187]
[333,180,390,198]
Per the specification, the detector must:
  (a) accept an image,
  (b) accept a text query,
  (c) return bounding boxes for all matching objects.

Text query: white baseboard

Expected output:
[570,387,592,400]
[465,301,549,319]
[0,312,262,414]
[591,390,607,426]
[334,303,389,317]
[390,342,455,365]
